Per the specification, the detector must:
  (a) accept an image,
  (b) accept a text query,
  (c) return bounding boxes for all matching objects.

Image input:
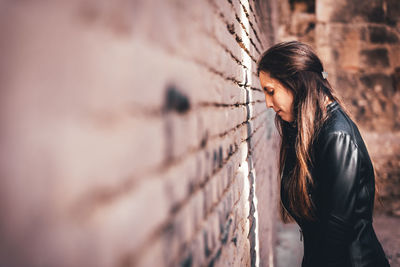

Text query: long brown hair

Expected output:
[257,41,352,222]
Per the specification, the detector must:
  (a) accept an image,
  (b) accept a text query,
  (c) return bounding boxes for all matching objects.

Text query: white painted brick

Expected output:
[165,111,199,160]
[73,178,169,267]
[251,72,262,87]
[188,230,206,267]
[220,83,248,105]
[231,0,245,24]
[252,101,268,118]
[252,90,266,103]
[136,237,166,267]
[0,1,278,267]
[162,157,197,211]
[208,2,254,74]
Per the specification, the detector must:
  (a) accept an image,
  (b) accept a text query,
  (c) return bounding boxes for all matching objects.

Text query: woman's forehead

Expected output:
[259,71,280,87]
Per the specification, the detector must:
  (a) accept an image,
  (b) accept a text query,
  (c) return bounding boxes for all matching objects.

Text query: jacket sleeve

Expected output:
[317,132,360,266]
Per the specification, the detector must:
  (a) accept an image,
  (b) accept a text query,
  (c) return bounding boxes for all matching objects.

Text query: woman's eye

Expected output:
[263,87,274,95]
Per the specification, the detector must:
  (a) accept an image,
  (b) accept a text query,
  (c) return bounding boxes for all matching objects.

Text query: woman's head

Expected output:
[257,41,335,124]
[257,41,347,222]
[259,71,295,123]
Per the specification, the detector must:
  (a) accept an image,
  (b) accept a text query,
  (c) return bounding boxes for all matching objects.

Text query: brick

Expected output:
[214,0,257,66]
[85,178,170,267]
[198,106,247,139]
[209,1,250,71]
[244,13,263,55]
[136,237,166,267]
[190,230,207,267]
[251,61,260,76]
[132,40,229,109]
[368,25,399,44]
[162,156,198,211]
[161,103,249,167]
[203,180,216,217]
[208,211,221,256]
[156,191,207,265]
[389,46,400,69]
[359,73,394,98]
[360,48,390,68]
[393,67,400,92]
[249,129,266,155]
[211,0,237,29]
[251,101,268,119]
[62,114,165,184]
[386,0,400,25]
[221,164,230,192]
[234,0,261,55]
[317,0,385,23]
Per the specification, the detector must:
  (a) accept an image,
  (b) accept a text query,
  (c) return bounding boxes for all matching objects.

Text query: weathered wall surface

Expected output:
[0,1,279,266]
[316,0,400,131]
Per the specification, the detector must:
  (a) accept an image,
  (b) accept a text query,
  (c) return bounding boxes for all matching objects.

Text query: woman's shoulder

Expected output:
[312,102,370,164]
[315,102,372,161]
[318,102,359,144]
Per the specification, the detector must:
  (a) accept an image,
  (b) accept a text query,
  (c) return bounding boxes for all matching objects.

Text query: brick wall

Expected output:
[0,1,279,266]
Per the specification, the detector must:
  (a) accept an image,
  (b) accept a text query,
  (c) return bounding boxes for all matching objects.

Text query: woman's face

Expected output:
[259,71,295,122]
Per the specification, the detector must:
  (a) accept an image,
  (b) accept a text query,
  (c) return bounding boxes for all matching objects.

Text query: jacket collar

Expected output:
[327,101,339,113]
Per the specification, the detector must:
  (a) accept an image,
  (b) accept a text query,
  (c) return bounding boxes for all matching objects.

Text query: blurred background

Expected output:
[0,0,398,266]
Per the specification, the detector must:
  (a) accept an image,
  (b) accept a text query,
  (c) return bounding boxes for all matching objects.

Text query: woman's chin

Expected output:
[279,114,295,123]
[277,112,286,120]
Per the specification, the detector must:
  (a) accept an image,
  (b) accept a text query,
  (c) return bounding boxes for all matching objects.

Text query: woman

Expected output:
[257,41,390,267]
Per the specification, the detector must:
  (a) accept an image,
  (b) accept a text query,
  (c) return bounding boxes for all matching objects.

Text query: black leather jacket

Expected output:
[281,101,390,267]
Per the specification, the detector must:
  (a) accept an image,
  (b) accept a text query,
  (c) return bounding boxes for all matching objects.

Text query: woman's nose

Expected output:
[265,95,274,109]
